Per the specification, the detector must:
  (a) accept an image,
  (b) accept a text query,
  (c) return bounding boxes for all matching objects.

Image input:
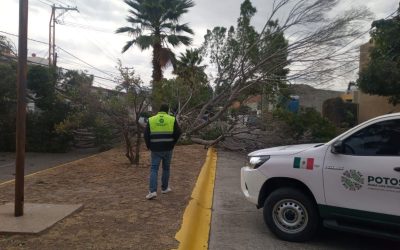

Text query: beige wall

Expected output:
[355,42,400,123]
[354,91,400,123]
[359,42,373,70]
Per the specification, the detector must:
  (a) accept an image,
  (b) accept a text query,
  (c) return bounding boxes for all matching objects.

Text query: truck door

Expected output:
[323,118,400,219]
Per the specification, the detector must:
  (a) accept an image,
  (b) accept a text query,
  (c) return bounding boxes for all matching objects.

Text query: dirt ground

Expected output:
[0,145,207,250]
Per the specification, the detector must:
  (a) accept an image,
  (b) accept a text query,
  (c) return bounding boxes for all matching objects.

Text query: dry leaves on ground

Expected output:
[0,145,207,250]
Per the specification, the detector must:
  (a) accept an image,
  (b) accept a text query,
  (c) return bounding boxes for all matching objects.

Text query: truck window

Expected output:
[342,119,400,156]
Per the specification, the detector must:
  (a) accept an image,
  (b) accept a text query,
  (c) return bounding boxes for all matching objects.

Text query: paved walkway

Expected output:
[209,151,397,250]
[0,151,95,183]
[209,151,275,250]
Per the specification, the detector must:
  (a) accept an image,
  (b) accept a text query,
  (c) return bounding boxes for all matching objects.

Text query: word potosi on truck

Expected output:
[241,113,400,242]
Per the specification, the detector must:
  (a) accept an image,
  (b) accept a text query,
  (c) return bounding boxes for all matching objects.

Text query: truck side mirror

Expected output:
[331,140,344,154]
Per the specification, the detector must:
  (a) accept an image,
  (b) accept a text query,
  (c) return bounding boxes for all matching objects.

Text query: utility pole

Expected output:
[48,4,78,67]
[15,0,29,217]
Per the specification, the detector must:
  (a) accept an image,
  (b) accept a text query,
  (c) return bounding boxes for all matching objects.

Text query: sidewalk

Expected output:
[0,145,207,250]
[0,151,95,183]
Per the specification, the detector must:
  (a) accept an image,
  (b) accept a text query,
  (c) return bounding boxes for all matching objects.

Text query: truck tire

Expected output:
[263,187,319,242]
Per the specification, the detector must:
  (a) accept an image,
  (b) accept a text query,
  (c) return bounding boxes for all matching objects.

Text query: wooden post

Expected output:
[15,0,29,217]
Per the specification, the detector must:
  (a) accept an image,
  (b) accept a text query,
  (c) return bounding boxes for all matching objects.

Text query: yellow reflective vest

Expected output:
[145,112,180,151]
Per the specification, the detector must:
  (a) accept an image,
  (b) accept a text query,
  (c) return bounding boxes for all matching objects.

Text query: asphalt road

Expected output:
[0,150,95,183]
[209,151,397,250]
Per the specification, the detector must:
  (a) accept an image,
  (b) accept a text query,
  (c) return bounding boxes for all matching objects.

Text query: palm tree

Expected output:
[116,0,194,105]
[174,49,207,87]
[172,49,211,116]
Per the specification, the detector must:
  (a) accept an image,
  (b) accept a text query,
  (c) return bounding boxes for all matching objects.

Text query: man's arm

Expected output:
[144,122,151,149]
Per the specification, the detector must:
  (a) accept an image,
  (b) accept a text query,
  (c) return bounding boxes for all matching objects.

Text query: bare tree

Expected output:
[102,61,150,165]
[0,35,17,56]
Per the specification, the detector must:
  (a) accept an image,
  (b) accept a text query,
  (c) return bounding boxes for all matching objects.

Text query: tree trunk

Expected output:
[123,129,135,165]
[152,42,163,111]
[133,124,141,166]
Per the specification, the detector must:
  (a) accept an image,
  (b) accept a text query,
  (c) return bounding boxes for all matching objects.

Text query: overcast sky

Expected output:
[0,0,398,90]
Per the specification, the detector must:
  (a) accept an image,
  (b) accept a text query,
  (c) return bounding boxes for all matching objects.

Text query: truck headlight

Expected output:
[248,155,270,169]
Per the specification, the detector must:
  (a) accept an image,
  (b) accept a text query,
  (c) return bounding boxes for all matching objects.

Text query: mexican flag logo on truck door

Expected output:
[293,157,314,170]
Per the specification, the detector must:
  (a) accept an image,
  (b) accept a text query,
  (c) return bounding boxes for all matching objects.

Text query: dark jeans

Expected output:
[149,151,173,193]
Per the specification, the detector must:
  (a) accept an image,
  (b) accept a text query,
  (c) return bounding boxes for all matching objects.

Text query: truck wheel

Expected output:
[263,187,319,242]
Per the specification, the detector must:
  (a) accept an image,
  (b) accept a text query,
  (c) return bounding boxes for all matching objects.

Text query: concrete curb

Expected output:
[174,147,217,250]
[0,153,101,187]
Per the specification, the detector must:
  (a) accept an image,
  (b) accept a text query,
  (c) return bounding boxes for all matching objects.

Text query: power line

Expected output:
[93,80,117,89]
[62,21,114,33]
[55,54,119,75]
[0,30,117,79]
[57,57,97,70]
[36,0,52,6]
[1,32,119,89]
[53,0,67,6]
[1,53,119,86]
[42,0,57,6]
[42,0,67,7]
[57,63,119,83]
[77,13,122,63]
[57,47,116,78]
[0,30,48,45]
[58,23,119,63]
[59,66,119,89]
[56,61,118,83]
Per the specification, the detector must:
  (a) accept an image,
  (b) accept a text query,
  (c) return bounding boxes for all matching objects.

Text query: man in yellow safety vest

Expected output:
[144,104,181,200]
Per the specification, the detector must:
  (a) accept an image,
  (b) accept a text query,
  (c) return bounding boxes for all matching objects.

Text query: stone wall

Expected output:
[288,84,342,113]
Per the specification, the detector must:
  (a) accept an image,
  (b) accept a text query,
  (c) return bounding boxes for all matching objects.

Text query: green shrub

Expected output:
[274,108,337,142]
[93,117,115,151]
[0,118,16,152]
[26,111,73,153]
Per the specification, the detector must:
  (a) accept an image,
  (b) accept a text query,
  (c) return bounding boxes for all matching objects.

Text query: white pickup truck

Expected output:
[241,113,400,242]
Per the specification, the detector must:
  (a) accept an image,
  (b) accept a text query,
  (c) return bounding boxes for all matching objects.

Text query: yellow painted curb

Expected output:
[174,147,217,250]
[0,153,101,187]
